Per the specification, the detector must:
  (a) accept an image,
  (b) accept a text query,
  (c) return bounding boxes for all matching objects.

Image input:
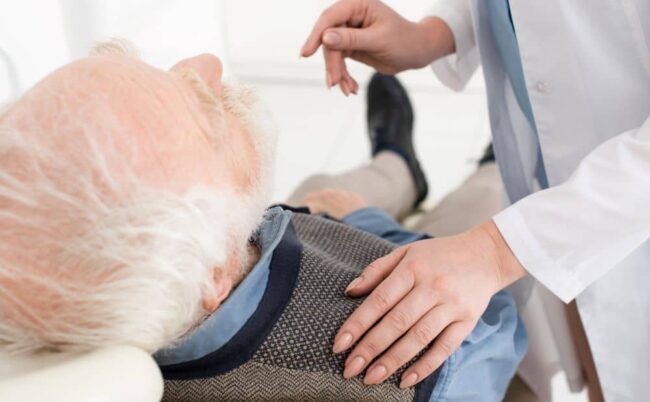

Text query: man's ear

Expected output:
[202,268,233,312]
[171,53,224,96]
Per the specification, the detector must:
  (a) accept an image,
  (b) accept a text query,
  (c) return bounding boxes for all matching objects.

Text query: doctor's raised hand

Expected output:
[299,0,455,95]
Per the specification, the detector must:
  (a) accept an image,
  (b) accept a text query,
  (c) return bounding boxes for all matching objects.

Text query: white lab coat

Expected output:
[427,1,650,401]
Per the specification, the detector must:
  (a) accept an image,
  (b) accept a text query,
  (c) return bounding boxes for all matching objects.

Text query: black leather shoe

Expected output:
[367,73,428,206]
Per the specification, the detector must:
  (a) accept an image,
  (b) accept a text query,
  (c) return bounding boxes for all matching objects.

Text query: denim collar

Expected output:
[154,207,292,366]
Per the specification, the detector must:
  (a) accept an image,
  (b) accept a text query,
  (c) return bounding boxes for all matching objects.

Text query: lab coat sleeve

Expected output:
[425,0,479,91]
[493,116,650,302]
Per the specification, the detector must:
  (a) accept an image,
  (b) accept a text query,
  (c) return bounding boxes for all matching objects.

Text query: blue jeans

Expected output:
[342,207,528,402]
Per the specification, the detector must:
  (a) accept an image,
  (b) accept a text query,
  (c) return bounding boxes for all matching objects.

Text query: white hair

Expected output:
[89,38,140,58]
[0,41,275,354]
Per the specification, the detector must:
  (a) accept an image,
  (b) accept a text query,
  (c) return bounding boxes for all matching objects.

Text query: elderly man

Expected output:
[0,41,525,401]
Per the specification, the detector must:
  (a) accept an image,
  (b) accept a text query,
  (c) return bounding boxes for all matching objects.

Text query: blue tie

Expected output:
[486,0,549,191]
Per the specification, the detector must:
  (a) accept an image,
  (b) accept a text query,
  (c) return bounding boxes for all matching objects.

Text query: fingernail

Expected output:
[323,32,340,46]
[364,364,387,384]
[333,332,353,353]
[345,276,363,294]
[344,356,366,378]
[326,73,333,89]
[400,373,418,388]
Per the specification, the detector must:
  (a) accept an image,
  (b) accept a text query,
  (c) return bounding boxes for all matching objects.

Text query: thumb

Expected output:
[322,27,376,52]
[345,246,409,297]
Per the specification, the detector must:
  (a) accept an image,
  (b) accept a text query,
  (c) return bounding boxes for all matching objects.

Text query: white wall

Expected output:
[0,0,230,101]
[0,1,69,102]
[0,0,484,100]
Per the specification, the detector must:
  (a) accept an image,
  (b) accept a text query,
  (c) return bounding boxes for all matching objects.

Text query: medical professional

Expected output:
[301,1,650,401]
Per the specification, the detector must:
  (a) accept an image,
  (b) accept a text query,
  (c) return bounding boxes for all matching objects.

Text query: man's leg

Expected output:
[411,145,503,237]
[287,74,427,220]
[286,151,417,220]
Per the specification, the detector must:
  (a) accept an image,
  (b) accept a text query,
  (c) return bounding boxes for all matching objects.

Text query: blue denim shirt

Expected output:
[155,207,527,402]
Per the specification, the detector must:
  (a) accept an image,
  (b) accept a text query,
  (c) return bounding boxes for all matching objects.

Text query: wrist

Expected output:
[413,17,455,68]
[474,220,527,293]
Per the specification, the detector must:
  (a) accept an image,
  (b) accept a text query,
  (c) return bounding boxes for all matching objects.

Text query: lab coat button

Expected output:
[535,81,549,94]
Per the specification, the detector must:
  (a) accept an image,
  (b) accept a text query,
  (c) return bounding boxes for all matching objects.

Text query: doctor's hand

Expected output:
[300,0,455,95]
[333,220,526,388]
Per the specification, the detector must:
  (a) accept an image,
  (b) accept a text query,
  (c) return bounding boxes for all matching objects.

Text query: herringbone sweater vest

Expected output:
[160,212,439,402]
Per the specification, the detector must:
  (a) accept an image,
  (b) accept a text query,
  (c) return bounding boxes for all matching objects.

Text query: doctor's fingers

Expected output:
[400,321,475,388]
[321,26,379,53]
[340,289,444,381]
[341,66,359,94]
[300,0,366,57]
[360,304,458,385]
[344,245,409,298]
[333,249,413,354]
[323,47,358,94]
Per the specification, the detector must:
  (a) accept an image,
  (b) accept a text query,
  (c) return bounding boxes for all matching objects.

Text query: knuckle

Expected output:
[344,319,366,338]
[432,275,452,290]
[416,358,437,376]
[347,31,357,48]
[382,352,402,370]
[394,269,414,286]
[457,304,474,318]
[370,290,392,311]
[404,260,424,274]
[361,340,381,356]
[446,292,464,307]
[387,311,410,332]
[436,339,454,359]
[413,324,434,346]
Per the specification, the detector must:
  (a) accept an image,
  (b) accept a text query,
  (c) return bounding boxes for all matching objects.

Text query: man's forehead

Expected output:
[19,54,177,118]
